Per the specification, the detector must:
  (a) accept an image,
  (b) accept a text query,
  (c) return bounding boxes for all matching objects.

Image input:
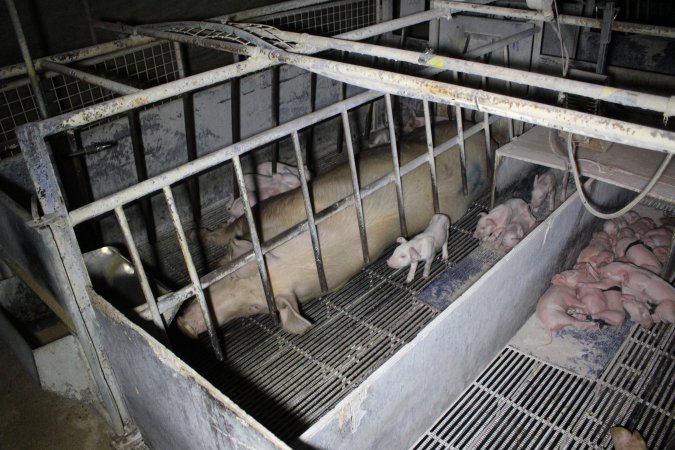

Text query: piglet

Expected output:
[622,210,641,225]
[499,223,524,252]
[536,285,600,342]
[473,204,513,241]
[609,427,647,450]
[551,268,598,288]
[622,296,655,328]
[387,214,450,283]
[530,170,557,216]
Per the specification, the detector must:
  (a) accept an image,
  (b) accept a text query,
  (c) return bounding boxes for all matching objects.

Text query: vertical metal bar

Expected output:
[17,125,127,433]
[453,105,468,196]
[173,42,187,78]
[596,2,615,74]
[230,56,242,198]
[162,186,224,360]
[384,94,407,237]
[127,111,157,247]
[271,66,280,173]
[114,206,169,338]
[384,94,408,236]
[231,156,280,322]
[4,0,49,119]
[423,100,440,214]
[503,45,515,141]
[291,131,328,293]
[483,112,493,182]
[307,72,317,169]
[336,58,346,153]
[661,229,675,281]
[81,0,97,45]
[340,110,370,265]
[183,93,201,225]
[490,154,503,209]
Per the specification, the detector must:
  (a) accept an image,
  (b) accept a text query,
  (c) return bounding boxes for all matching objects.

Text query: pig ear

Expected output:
[551,274,563,285]
[396,237,407,244]
[276,295,312,334]
[409,247,421,261]
[478,212,487,218]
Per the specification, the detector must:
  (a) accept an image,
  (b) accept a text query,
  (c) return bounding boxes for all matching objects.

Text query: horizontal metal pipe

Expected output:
[68,90,382,226]
[94,20,257,58]
[463,27,538,58]
[214,0,334,22]
[29,9,437,137]
[283,30,674,116]
[39,60,140,96]
[156,119,491,309]
[433,1,675,39]
[0,36,155,80]
[271,51,675,154]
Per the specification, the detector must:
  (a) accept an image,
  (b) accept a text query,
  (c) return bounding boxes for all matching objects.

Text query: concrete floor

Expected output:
[0,337,114,450]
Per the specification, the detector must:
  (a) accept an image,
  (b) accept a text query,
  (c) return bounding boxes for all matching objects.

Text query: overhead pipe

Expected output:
[432,1,675,39]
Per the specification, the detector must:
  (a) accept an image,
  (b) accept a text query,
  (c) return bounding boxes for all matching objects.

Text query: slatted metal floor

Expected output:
[140,197,491,442]
[412,323,675,450]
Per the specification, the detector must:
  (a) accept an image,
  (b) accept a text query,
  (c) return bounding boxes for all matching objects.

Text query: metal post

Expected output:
[384,94,407,237]
[483,112,493,182]
[17,125,127,433]
[291,131,328,293]
[453,105,468,196]
[4,0,49,119]
[114,206,169,337]
[173,42,187,78]
[423,100,441,213]
[231,156,280,323]
[271,66,281,174]
[162,186,224,360]
[596,2,615,75]
[341,110,370,265]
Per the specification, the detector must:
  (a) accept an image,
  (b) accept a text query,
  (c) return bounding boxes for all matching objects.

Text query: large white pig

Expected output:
[178,121,489,337]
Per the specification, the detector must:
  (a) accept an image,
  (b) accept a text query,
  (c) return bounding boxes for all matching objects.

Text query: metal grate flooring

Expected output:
[160,197,491,442]
[412,323,675,450]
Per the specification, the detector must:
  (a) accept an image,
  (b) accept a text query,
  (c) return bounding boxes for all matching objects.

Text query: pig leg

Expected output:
[442,241,448,261]
[423,258,433,278]
[406,261,418,283]
[276,294,312,334]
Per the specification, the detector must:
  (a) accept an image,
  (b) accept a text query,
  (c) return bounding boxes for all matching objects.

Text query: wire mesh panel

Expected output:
[258,0,377,36]
[412,323,675,450]
[0,84,41,149]
[0,41,180,151]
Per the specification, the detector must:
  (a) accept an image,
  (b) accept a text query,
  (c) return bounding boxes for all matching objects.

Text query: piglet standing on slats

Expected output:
[386,214,450,283]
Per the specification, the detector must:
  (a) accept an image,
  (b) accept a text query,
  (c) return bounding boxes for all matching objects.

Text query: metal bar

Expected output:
[0,36,155,80]
[271,51,675,154]
[283,30,675,116]
[94,21,257,58]
[483,112,493,182]
[215,0,336,22]
[464,27,537,59]
[173,42,187,78]
[424,100,441,213]
[341,110,370,264]
[114,206,168,334]
[158,120,489,309]
[68,90,381,226]
[127,111,158,247]
[503,45,515,140]
[182,93,201,224]
[271,66,280,174]
[16,126,128,432]
[596,2,615,75]
[231,155,280,323]
[433,1,675,39]
[81,0,97,44]
[27,9,452,135]
[4,0,48,119]
[454,105,468,196]
[162,186,223,360]
[384,94,407,237]
[291,131,328,292]
[39,60,140,95]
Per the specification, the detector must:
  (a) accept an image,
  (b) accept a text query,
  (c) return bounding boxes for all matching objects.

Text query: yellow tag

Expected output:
[427,56,445,69]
